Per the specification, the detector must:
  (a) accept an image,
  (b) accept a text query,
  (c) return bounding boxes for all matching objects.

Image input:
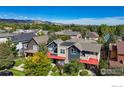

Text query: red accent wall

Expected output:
[118,54,124,62]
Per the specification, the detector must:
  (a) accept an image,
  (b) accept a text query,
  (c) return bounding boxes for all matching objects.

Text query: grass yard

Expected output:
[10,68,25,76]
[14,58,25,67]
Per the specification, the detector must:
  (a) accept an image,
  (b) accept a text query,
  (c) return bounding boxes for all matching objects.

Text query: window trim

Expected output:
[71,48,77,55]
[60,49,65,54]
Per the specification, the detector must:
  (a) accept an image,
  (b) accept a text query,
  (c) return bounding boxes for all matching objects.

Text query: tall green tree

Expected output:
[0,43,14,70]
[24,52,52,76]
[63,60,85,76]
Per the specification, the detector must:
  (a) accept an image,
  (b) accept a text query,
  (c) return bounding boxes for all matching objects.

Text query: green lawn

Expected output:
[14,58,25,67]
[10,68,25,76]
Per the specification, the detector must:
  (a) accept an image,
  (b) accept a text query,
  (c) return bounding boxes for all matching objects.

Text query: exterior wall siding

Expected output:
[48,42,57,53]
[58,46,68,63]
[118,54,124,63]
[27,39,39,50]
[68,46,80,61]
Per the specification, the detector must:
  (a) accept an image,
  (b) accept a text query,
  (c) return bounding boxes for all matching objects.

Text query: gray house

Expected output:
[86,32,99,41]
[11,32,36,56]
[55,30,82,39]
[0,33,15,43]
[47,38,101,67]
[24,35,49,56]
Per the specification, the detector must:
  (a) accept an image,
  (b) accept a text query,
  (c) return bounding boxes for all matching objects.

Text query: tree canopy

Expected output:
[24,52,52,76]
[0,43,14,70]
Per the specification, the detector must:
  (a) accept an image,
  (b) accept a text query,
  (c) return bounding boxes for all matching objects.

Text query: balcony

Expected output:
[80,56,99,65]
[47,52,65,60]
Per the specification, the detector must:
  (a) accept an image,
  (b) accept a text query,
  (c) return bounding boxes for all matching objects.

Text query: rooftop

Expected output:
[33,35,49,45]
[0,33,15,38]
[117,41,124,55]
[87,32,99,38]
[11,32,35,43]
[55,30,80,36]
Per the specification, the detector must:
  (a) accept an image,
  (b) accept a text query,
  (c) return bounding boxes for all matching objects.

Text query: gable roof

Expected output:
[87,32,99,38]
[75,42,102,53]
[11,32,35,43]
[33,35,49,45]
[55,30,80,36]
[59,38,101,53]
[0,33,14,38]
[117,41,124,55]
[60,42,75,46]
[53,39,63,45]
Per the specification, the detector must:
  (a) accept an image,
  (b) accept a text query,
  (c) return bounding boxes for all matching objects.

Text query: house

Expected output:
[24,35,49,56]
[47,38,102,68]
[117,41,124,63]
[11,32,36,56]
[86,32,99,41]
[55,30,82,39]
[0,33,14,43]
[109,41,124,68]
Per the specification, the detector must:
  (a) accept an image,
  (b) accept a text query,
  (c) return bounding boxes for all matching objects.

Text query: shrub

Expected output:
[80,70,89,76]
[51,66,58,72]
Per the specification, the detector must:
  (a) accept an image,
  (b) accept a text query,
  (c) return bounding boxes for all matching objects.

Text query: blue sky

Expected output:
[0,6,124,25]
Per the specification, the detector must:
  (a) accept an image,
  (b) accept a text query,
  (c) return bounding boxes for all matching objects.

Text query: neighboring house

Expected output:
[55,30,82,39]
[86,32,99,41]
[24,35,49,56]
[109,41,124,68]
[109,43,117,60]
[11,32,36,55]
[0,29,6,33]
[0,33,14,43]
[47,38,102,68]
[117,41,124,63]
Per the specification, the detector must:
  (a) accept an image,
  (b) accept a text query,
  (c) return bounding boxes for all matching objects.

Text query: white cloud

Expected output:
[51,17,124,25]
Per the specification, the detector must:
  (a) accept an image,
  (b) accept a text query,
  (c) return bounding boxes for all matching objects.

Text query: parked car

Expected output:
[0,70,13,76]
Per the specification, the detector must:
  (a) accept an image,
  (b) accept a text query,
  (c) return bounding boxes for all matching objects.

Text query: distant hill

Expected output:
[0,18,34,23]
[0,18,55,25]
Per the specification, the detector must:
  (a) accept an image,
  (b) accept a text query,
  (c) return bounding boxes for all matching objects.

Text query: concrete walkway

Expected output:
[48,63,55,76]
[13,64,24,71]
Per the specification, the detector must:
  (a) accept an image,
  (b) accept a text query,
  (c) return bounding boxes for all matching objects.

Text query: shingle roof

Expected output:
[87,32,99,38]
[60,42,75,46]
[53,39,63,45]
[11,32,35,43]
[0,33,14,38]
[33,35,49,45]
[55,30,80,36]
[59,38,101,52]
[75,42,102,53]
[117,41,124,55]
[66,38,97,43]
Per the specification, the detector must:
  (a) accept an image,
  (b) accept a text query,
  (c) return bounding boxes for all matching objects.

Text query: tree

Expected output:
[39,44,48,54]
[37,31,45,36]
[99,59,109,69]
[57,35,70,41]
[63,60,85,76]
[48,34,58,44]
[98,24,111,37]
[0,43,14,70]
[24,52,52,76]
[23,24,31,30]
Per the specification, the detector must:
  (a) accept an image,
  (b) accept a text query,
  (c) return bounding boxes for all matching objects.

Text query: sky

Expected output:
[0,6,124,25]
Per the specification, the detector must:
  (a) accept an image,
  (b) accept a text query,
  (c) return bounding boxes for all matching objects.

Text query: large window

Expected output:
[60,49,65,54]
[71,48,77,55]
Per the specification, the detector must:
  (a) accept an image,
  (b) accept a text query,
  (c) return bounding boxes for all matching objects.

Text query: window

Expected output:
[23,44,27,49]
[52,44,55,48]
[71,48,77,54]
[33,45,38,50]
[60,49,65,54]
